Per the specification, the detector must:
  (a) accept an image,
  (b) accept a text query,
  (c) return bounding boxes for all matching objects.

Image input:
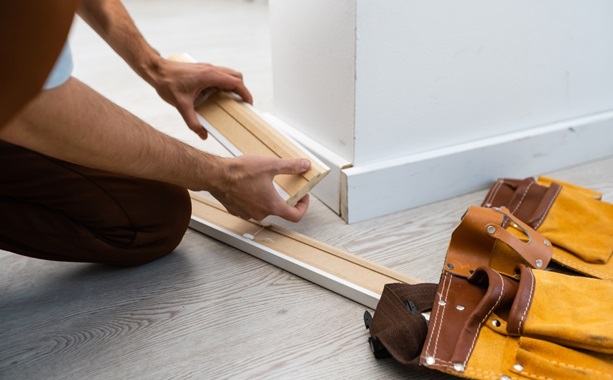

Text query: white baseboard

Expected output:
[342,110,613,223]
[266,111,613,224]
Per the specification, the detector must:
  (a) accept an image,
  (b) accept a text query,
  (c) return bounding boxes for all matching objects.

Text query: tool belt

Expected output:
[482,176,613,279]
[365,177,613,379]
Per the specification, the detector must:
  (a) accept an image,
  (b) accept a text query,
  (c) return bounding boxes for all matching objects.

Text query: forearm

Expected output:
[77,0,161,84]
[77,0,254,140]
[0,78,223,191]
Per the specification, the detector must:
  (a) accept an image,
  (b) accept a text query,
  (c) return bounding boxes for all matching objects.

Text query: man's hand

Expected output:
[146,58,253,140]
[76,0,253,140]
[210,156,311,222]
[2,78,309,223]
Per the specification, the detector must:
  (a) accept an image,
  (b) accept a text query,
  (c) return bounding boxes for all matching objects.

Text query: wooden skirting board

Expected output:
[168,53,330,207]
[189,192,420,309]
[169,53,416,307]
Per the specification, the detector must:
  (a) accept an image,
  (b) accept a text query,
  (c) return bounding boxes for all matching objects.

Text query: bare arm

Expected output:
[77,0,253,139]
[0,78,309,222]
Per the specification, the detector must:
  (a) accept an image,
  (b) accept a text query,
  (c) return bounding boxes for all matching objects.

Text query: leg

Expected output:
[0,140,191,266]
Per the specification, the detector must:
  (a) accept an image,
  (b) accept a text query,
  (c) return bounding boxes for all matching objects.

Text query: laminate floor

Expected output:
[1,1,612,379]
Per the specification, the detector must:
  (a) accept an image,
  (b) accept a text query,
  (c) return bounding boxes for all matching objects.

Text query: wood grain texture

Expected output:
[2,1,612,379]
[0,231,453,380]
[199,91,329,205]
[190,192,421,309]
[167,54,330,207]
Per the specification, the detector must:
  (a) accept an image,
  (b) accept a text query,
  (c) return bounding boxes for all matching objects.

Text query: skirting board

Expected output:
[189,192,420,309]
[269,109,613,223]
[263,114,353,215]
[342,110,613,223]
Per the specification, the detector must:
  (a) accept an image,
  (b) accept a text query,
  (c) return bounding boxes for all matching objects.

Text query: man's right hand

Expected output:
[209,155,311,222]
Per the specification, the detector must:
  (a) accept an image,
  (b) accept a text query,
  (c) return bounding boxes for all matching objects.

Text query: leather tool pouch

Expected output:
[366,203,613,379]
[482,176,613,279]
[421,263,613,380]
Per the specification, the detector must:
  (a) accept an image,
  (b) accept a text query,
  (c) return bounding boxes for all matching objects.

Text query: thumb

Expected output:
[277,158,311,175]
[178,102,208,140]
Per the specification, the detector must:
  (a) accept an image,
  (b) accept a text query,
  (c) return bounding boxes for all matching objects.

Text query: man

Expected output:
[0,0,310,266]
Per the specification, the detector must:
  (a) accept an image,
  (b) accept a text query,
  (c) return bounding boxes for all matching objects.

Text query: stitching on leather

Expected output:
[547,361,612,378]
[424,271,451,358]
[465,367,527,380]
[511,181,533,214]
[553,256,610,280]
[483,179,503,206]
[532,184,561,229]
[462,271,506,367]
[517,269,535,335]
[430,272,452,357]
[427,359,457,370]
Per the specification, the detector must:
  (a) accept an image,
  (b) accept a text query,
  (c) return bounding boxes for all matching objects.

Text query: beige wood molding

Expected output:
[190,192,420,309]
[168,53,330,206]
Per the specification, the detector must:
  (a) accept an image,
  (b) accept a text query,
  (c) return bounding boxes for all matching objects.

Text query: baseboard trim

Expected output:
[342,110,613,223]
[264,114,353,215]
[189,193,420,309]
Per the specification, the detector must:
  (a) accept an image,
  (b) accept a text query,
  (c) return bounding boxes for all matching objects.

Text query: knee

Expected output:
[117,184,192,267]
[152,185,192,254]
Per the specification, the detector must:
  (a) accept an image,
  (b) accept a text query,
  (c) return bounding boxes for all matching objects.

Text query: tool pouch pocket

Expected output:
[420,264,613,379]
[509,265,613,354]
[482,177,613,277]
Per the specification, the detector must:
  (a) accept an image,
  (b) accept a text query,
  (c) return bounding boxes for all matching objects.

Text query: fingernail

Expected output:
[301,159,311,170]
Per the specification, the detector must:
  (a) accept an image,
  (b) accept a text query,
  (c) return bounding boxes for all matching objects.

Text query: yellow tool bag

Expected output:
[481,176,613,279]
[421,263,613,379]
[365,205,613,379]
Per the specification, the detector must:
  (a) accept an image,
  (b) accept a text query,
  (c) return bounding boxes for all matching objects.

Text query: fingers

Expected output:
[279,193,310,222]
[249,193,310,223]
[216,73,253,105]
[199,64,252,104]
[177,99,208,140]
[193,73,252,104]
[275,158,311,175]
[213,65,244,80]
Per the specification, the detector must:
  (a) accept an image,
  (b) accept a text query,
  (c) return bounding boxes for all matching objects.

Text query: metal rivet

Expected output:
[492,319,501,327]
[501,376,511,380]
[425,356,435,365]
[487,225,496,234]
[438,300,446,306]
[513,363,524,372]
[453,363,465,372]
[484,202,492,207]
[456,305,465,311]
[544,239,551,247]
[512,223,519,228]
[535,259,543,268]
[447,263,455,270]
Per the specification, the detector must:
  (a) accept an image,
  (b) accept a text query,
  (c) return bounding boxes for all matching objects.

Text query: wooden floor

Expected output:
[1,1,612,379]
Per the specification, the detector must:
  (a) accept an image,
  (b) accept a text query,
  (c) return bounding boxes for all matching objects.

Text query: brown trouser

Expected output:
[0,140,191,266]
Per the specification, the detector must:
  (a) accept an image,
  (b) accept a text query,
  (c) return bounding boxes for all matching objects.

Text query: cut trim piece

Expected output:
[189,192,420,309]
[168,53,330,207]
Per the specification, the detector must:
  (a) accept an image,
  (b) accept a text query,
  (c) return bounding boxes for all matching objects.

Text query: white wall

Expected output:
[270,0,613,222]
[270,0,356,163]
[353,0,613,164]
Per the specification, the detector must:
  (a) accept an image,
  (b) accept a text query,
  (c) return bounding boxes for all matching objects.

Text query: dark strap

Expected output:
[481,177,562,231]
[368,283,438,367]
